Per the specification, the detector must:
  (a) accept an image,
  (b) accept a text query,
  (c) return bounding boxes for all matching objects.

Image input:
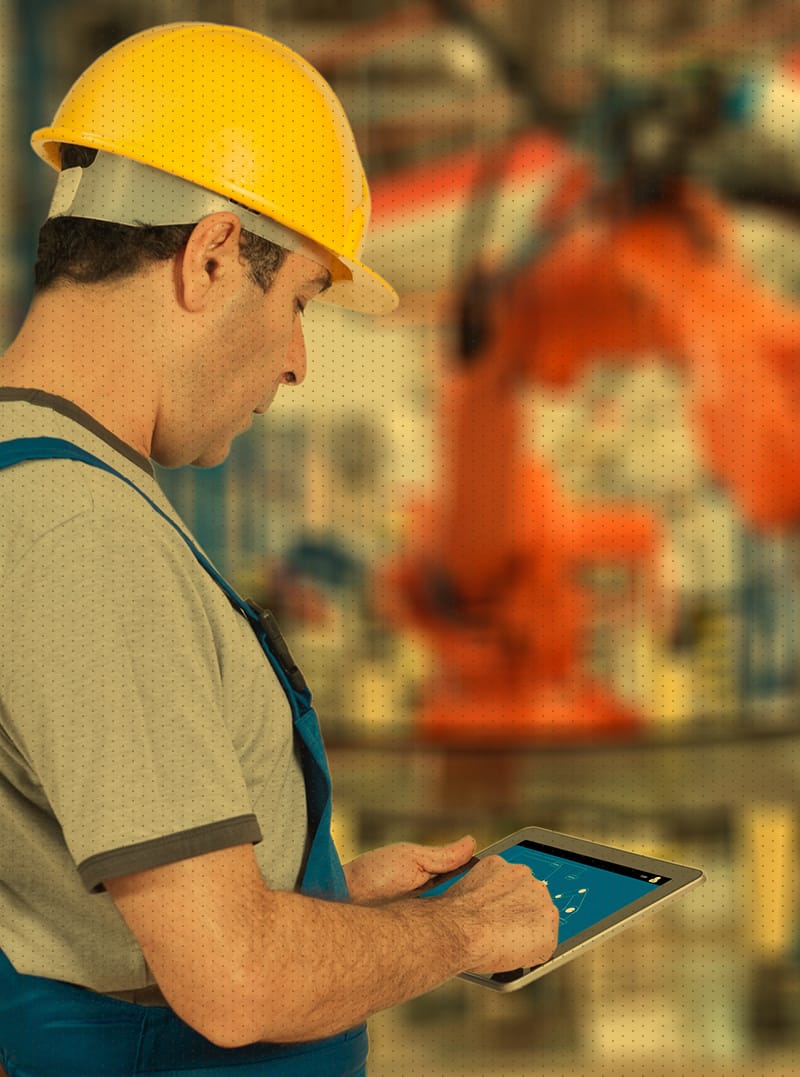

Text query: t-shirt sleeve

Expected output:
[1,485,262,893]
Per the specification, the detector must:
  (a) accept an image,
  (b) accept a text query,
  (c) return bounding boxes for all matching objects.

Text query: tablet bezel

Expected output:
[419,825,705,992]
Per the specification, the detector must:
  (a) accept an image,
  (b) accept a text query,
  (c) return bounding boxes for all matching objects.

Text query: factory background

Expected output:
[2,1,800,1074]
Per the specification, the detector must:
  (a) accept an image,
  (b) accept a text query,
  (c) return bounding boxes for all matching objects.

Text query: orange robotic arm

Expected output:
[611,201,800,530]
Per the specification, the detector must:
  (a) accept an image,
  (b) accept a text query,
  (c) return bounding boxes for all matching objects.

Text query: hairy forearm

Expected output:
[119,845,555,1048]
[231,890,469,1046]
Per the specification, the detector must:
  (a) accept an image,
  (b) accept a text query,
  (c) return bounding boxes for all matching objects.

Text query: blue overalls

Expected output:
[0,438,368,1076]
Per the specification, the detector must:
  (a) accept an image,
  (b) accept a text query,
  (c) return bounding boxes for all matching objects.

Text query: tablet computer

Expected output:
[414,826,705,991]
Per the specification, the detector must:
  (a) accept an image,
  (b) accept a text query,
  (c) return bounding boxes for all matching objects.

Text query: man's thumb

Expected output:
[443,834,476,864]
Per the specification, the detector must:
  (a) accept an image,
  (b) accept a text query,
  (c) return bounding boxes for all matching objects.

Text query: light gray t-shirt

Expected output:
[0,390,308,997]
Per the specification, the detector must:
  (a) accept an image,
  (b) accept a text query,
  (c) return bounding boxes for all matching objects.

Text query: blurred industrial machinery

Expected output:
[372,0,800,741]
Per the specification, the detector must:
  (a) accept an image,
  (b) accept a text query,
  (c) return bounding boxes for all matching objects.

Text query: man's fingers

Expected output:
[419,835,476,872]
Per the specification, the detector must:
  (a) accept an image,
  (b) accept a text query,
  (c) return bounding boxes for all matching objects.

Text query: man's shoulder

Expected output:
[0,455,95,543]
[0,454,177,575]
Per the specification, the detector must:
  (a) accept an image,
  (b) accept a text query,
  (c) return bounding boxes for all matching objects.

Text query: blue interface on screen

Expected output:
[420,841,669,945]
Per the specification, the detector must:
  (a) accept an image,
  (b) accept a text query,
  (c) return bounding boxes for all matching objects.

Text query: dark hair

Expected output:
[33,145,286,293]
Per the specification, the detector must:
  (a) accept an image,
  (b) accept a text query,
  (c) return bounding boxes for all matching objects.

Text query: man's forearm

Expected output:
[234,889,470,1047]
[119,846,556,1049]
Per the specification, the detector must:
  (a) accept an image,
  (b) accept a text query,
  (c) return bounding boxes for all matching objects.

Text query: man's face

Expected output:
[160,250,331,468]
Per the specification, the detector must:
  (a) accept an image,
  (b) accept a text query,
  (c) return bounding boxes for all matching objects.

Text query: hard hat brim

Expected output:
[324,255,399,315]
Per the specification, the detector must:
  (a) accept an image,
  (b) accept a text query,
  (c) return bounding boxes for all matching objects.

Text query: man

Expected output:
[0,23,558,1075]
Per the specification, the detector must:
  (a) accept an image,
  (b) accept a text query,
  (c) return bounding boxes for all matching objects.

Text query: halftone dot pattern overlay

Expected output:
[2,4,800,1076]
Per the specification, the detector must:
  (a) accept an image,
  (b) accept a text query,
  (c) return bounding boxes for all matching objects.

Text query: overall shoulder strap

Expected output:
[0,436,252,618]
[0,436,310,698]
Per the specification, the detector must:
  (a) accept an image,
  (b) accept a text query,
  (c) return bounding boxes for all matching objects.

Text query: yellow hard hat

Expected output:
[31,22,398,314]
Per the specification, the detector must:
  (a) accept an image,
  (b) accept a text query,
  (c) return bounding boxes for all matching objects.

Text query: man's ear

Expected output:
[179,212,244,312]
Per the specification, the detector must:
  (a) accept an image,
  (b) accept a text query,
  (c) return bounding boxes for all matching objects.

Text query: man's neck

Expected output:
[0,280,170,461]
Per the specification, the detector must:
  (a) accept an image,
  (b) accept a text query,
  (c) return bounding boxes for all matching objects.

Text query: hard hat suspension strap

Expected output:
[47,150,334,272]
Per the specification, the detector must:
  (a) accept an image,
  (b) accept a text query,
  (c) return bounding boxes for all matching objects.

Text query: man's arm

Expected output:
[105,842,557,1048]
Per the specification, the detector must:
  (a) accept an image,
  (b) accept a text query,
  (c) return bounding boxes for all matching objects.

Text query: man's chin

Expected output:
[190,442,234,469]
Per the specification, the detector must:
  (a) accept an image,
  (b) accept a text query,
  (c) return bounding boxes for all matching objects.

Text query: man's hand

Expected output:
[447,855,560,974]
[344,834,476,904]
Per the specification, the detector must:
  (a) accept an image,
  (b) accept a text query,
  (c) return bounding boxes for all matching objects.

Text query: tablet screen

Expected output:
[420,839,671,944]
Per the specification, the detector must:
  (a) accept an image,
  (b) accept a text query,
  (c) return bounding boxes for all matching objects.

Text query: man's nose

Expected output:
[284,318,307,385]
